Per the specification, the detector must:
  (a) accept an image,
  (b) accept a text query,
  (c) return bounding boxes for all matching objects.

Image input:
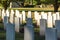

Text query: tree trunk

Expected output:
[54,0,59,12]
[54,4,59,12]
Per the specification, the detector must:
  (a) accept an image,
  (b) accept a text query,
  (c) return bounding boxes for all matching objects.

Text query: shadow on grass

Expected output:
[17,31,45,40]
[35,32,45,40]
[15,32,24,40]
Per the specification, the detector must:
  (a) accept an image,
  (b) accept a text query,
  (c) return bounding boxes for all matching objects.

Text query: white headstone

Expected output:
[6,23,15,40]
[27,11,31,18]
[10,10,14,24]
[48,12,52,16]
[4,16,15,40]
[41,12,44,19]
[2,9,5,20]
[4,16,8,26]
[41,13,47,19]
[40,19,47,36]
[47,12,53,28]
[45,28,57,40]
[34,11,41,26]
[11,10,14,14]
[15,17,20,32]
[24,18,34,40]
[15,10,20,17]
[2,9,6,29]
[4,16,8,24]
[36,14,41,26]
[6,10,9,17]
[52,13,56,25]
[56,12,59,20]
[22,11,26,22]
[19,14,23,24]
[34,11,38,20]
[55,20,60,38]
[10,2,12,8]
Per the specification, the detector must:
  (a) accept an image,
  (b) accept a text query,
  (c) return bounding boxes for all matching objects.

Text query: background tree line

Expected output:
[0,0,60,12]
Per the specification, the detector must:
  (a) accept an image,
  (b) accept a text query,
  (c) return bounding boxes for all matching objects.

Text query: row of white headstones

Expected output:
[4,15,60,40]
[1,9,60,26]
[1,9,60,40]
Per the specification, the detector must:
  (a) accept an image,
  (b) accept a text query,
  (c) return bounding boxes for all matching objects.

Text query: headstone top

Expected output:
[56,12,59,14]
[34,11,38,14]
[19,14,22,18]
[26,18,33,25]
[22,11,25,14]
[15,10,19,17]
[41,12,44,15]
[6,10,9,17]
[56,12,59,20]
[28,11,31,18]
[2,9,5,13]
[41,12,44,14]
[11,10,14,14]
[4,16,8,24]
[48,12,52,16]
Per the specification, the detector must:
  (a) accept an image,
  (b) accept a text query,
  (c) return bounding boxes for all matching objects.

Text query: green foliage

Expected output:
[48,0,54,4]
[20,0,24,1]
[2,1,10,10]
[35,0,41,4]
[0,0,10,10]
[33,0,37,5]
[40,0,54,4]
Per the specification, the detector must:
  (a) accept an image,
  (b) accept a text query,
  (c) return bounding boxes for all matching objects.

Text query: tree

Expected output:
[45,0,54,4]
[35,0,41,5]
[53,0,59,12]
[0,0,10,10]
[0,0,25,10]
[44,0,59,12]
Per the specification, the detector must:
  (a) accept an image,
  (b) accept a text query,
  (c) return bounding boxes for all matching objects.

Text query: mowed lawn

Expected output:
[0,22,45,40]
